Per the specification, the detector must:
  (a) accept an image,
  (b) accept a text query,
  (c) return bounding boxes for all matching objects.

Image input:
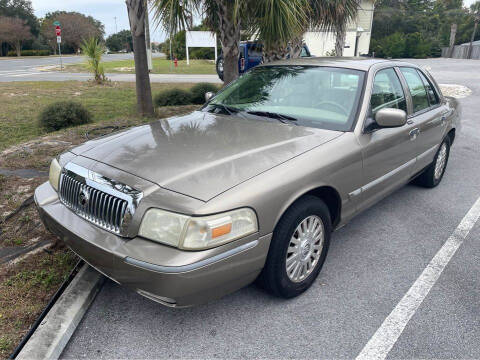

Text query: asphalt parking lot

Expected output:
[61,58,480,359]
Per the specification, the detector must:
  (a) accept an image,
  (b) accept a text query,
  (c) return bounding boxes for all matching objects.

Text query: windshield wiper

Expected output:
[208,103,241,116]
[246,110,298,124]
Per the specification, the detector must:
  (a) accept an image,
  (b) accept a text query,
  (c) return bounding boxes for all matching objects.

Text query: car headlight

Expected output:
[49,158,61,191]
[139,208,258,250]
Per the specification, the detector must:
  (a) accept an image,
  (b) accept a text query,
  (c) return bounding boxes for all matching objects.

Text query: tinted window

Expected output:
[371,68,407,115]
[206,66,365,132]
[400,67,429,113]
[418,70,440,106]
[248,44,263,57]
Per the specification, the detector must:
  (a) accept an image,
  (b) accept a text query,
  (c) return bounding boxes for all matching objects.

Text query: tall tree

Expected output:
[468,1,480,58]
[126,0,154,116]
[40,12,104,54]
[0,16,33,56]
[106,30,133,52]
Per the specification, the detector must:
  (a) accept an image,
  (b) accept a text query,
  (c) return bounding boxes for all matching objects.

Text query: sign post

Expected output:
[53,21,63,70]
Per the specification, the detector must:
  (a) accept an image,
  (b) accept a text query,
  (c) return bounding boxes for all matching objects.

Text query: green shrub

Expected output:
[190,47,215,59]
[39,101,92,131]
[190,83,219,104]
[154,88,192,106]
[7,49,51,56]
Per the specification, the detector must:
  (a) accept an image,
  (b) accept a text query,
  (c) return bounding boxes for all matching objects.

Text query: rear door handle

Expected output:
[407,119,414,125]
[409,128,420,140]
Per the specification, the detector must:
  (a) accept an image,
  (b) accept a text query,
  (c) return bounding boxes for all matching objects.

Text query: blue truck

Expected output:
[216,41,312,80]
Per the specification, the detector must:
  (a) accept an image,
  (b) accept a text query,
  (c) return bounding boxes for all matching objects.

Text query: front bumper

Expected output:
[35,182,271,307]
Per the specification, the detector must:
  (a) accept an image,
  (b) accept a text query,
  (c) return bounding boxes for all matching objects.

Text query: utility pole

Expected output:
[114,16,118,34]
[144,0,153,71]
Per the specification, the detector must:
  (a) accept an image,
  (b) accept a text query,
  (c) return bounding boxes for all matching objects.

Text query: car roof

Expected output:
[259,57,417,71]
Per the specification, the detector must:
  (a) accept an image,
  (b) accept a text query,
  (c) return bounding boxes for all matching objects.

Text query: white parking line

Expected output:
[356,196,480,360]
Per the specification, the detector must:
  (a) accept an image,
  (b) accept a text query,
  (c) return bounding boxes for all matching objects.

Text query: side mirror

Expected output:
[375,108,407,128]
[205,92,215,103]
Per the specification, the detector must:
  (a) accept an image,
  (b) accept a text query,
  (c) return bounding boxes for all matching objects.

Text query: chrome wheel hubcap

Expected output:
[286,215,324,283]
[434,143,447,180]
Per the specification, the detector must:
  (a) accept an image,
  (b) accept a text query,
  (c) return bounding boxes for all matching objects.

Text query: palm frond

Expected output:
[250,0,310,50]
[310,0,361,33]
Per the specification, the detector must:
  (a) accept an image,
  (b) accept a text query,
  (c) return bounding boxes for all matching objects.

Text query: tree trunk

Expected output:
[468,20,478,59]
[15,41,21,57]
[335,24,347,57]
[126,0,154,116]
[216,0,241,85]
[263,42,289,63]
[289,36,304,59]
[448,23,457,58]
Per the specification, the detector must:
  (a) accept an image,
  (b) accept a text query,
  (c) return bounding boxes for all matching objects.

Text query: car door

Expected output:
[398,67,448,172]
[356,67,418,212]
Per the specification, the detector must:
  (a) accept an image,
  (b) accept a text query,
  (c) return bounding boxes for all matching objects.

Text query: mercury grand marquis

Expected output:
[35,58,460,307]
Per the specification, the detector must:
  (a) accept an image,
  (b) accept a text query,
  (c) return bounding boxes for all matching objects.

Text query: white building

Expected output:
[304,0,374,57]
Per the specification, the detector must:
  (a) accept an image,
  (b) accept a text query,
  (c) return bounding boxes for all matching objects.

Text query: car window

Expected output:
[370,68,407,115]
[248,44,263,57]
[417,70,440,106]
[400,67,430,113]
[300,46,309,57]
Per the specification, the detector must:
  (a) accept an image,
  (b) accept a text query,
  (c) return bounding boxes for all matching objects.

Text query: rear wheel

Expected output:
[259,196,331,298]
[415,137,450,188]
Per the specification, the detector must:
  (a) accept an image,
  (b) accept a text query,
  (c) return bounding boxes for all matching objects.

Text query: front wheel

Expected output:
[259,196,331,298]
[415,137,451,188]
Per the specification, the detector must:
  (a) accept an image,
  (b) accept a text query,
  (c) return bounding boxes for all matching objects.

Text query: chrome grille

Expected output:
[58,163,142,236]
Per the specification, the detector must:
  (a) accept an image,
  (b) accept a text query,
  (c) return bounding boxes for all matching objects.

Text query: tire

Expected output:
[216,56,224,81]
[259,195,331,298]
[415,137,451,188]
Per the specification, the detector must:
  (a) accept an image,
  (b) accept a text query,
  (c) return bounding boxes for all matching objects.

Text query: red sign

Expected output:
[55,26,61,36]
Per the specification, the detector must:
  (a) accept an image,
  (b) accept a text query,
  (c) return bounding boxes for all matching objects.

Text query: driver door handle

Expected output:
[409,128,420,140]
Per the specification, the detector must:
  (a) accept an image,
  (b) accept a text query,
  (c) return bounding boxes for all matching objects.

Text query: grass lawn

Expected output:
[0,81,202,152]
[65,58,217,75]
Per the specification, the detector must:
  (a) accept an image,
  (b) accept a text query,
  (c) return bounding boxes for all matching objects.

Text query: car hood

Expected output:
[71,111,343,201]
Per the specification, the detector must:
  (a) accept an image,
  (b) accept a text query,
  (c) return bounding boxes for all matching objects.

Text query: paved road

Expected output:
[0,53,222,83]
[61,58,480,359]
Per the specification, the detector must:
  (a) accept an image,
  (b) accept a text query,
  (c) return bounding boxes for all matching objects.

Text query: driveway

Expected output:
[61,58,480,359]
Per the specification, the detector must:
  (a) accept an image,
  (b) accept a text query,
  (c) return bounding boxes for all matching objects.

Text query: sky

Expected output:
[31,0,477,42]
[31,0,168,42]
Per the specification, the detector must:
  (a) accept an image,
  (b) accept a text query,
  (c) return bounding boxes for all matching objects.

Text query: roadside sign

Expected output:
[55,27,61,36]
[57,36,61,44]
[53,20,61,26]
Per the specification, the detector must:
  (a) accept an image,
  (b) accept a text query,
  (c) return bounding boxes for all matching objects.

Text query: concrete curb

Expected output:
[16,264,104,360]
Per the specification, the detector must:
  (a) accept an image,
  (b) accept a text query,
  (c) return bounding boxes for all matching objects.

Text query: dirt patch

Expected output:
[439,84,472,99]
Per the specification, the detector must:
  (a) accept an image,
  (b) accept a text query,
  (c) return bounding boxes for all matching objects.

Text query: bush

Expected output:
[154,89,192,106]
[190,83,219,104]
[190,47,215,59]
[7,49,51,56]
[39,101,92,131]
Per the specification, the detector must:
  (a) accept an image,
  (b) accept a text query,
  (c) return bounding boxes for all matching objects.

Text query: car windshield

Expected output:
[205,66,365,131]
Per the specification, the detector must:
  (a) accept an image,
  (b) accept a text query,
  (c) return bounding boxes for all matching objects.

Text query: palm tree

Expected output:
[126,0,154,116]
[247,0,309,62]
[151,0,244,84]
[250,0,360,61]
[468,1,480,59]
[80,37,106,84]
